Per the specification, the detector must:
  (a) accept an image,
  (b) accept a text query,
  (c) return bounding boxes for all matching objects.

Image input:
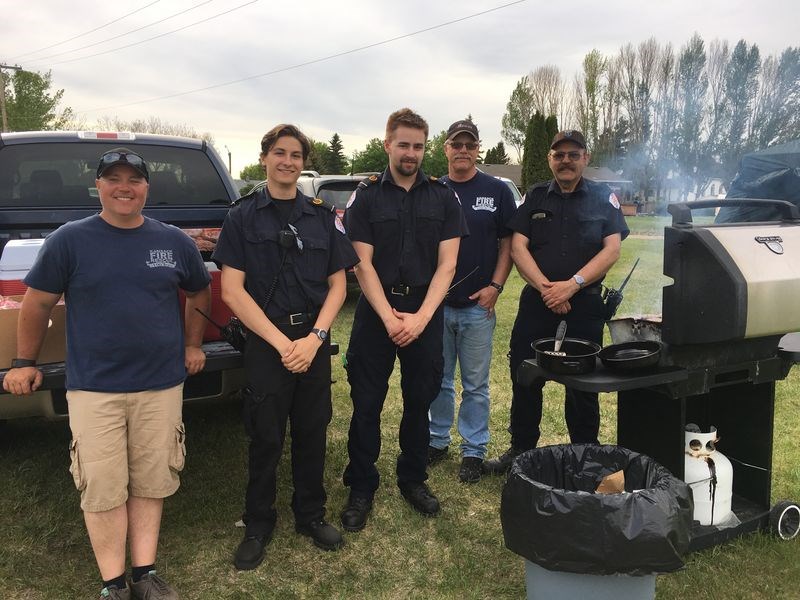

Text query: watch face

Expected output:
[315,329,327,341]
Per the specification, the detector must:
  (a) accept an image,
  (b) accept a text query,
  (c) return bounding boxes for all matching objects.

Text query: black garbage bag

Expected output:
[500,444,693,576]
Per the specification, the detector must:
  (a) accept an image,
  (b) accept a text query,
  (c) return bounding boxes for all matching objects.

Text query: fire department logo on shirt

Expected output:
[609,192,620,209]
[472,196,497,212]
[146,249,177,268]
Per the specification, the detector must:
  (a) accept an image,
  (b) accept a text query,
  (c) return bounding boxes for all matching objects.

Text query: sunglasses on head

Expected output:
[448,141,479,151]
[97,151,149,178]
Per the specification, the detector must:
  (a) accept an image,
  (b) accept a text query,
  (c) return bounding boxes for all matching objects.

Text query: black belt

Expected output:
[582,286,601,295]
[272,311,317,326]
[386,284,428,297]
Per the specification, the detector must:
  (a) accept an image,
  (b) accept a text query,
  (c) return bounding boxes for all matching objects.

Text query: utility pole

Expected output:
[224,145,232,175]
[0,63,22,133]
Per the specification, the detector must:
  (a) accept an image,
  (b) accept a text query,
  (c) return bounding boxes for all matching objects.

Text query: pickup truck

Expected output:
[0,130,245,420]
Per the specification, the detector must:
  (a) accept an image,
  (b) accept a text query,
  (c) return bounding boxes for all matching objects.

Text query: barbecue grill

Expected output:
[518,199,800,550]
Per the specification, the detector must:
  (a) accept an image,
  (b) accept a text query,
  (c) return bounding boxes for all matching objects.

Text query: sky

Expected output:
[1,0,799,177]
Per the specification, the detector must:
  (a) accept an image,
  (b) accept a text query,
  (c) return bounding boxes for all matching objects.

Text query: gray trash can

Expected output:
[500,444,693,600]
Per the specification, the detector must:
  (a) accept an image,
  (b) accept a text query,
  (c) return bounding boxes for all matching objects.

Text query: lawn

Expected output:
[0,216,798,599]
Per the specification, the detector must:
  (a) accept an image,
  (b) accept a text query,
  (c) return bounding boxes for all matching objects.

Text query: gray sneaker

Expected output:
[100,586,131,600]
[131,571,178,600]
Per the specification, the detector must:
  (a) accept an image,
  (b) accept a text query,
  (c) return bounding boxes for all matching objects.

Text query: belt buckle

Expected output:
[391,285,410,296]
[289,313,304,325]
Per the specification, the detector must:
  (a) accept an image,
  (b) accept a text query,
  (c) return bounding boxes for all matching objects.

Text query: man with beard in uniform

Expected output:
[340,108,468,531]
[484,130,629,474]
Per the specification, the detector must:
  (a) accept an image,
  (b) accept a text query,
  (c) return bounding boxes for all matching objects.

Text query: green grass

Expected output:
[1,216,798,599]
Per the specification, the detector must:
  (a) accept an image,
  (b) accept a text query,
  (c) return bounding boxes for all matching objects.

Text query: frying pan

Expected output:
[599,341,662,371]
[532,337,601,375]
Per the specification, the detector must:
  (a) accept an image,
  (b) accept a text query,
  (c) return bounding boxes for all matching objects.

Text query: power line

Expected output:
[81,0,527,114]
[25,0,222,66]
[9,1,163,61]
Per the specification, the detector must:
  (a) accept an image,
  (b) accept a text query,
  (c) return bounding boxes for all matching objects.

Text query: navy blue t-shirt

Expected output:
[441,171,517,306]
[24,215,211,392]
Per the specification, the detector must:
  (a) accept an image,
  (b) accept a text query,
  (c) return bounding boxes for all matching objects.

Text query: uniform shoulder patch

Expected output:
[335,214,346,234]
[609,192,621,209]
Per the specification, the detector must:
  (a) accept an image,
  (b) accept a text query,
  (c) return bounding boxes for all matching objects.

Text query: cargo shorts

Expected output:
[66,384,185,512]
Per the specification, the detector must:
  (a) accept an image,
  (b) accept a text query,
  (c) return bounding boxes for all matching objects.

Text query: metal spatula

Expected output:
[546,320,568,356]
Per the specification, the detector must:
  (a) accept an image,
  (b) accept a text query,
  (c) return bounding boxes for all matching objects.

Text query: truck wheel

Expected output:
[770,500,800,540]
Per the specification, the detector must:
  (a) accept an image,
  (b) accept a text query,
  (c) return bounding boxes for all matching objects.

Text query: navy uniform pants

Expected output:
[343,293,444,498]
[509,285,605,450]
[241,322,332,538]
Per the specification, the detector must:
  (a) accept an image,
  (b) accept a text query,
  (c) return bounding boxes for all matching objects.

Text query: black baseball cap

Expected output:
[446,120,480,142]
[550,130,587,149]
[96,147,150,181]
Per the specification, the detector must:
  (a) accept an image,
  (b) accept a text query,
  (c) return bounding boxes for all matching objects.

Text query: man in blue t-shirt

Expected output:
[3,148,211,600]
[427,120,517,484]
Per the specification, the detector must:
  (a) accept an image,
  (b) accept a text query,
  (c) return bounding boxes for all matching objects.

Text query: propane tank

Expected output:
[684,424,733,526]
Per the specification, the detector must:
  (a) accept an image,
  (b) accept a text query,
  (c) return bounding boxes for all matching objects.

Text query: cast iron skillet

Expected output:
[532,337,601,375]
[599,340,662,371]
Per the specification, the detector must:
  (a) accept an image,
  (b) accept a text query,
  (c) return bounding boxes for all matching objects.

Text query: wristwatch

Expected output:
[572,274,585,289]
[489,281,504,294]
[11,358,36,368]
[311,328,328,342]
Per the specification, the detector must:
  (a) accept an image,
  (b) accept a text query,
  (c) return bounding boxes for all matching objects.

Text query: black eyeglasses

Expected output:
[448,141,479,151]
[550,151,584,162]
[97,151,149,179]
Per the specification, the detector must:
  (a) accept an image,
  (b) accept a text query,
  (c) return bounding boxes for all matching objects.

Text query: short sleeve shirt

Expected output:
[441,171,517,306]
[24,215,211,392]
[344,170,468,287]
[212,188,359,316]
[508,178,629,288]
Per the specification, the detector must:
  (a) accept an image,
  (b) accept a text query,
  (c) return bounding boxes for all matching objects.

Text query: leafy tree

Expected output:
[239,162,265,181]
[752,47,800,148]
[350,137,388,174]
[5,69,74,131]
[327,133,347,174]
[422,130,448,177]
[501,76,535,163]
[306,140,331,173]
[521,112,549,190]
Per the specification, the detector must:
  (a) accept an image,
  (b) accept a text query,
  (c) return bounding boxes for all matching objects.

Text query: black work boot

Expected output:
[427,445,449,466]
[398,482,441,516]
[458,457,483,483]
[340,494,373,532]
[296,519,344,551]
[233,533,271,571]
[482,446,523,475]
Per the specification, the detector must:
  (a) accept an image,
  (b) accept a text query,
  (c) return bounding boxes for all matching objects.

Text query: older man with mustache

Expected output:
[484,130,629,474]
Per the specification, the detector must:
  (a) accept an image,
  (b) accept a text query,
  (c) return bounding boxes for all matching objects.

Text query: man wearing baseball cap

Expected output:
[484,130,629,473]
[427,119,516,483]
[4,147,210,599]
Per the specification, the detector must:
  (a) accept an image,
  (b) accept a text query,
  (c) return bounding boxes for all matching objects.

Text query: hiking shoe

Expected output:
[340,494,372,532]
[483,446,523,475]
[399,482,441,516]
[296,519,344,551]
[459,457,483,484]
[100,586,131,600]
[427,445,449,466]
[130,571,177,599]
[233,534,271,571]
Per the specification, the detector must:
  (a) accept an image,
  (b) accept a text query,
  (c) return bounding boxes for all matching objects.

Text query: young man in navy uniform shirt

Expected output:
[427,119,516,484]
[213,124,358,570]
[484,130,629,473]
[341,108,468,531]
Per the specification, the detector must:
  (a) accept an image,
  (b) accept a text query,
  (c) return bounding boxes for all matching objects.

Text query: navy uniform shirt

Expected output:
[441,171,517,307]
[212,188,359,318]
[508,178,629,290]
[345,169,468,287]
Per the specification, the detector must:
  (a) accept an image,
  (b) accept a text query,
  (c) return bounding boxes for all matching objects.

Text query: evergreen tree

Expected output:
[327,133,347,174]
[521,112,549,189]
[350,138,388,173]
[306,140,331,173]
[483,142,510,165]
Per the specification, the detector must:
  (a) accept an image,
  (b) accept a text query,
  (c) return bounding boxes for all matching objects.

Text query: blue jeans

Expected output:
[429,303,496,459]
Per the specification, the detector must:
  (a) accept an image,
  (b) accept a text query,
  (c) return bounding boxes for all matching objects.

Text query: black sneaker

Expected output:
[233,533,271,571]
[483,446,522,475]
[296,519,344,551]
[340,494,372,532]
[458,457,483,483]
[427,445,449,466]
[399,482,441,516]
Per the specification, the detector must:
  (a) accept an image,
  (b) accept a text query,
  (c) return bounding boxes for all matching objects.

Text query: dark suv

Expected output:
[0,130,245,420]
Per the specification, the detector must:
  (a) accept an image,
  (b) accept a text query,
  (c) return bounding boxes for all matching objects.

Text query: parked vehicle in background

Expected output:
[492,174,523,208]
[0,130,245,420]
